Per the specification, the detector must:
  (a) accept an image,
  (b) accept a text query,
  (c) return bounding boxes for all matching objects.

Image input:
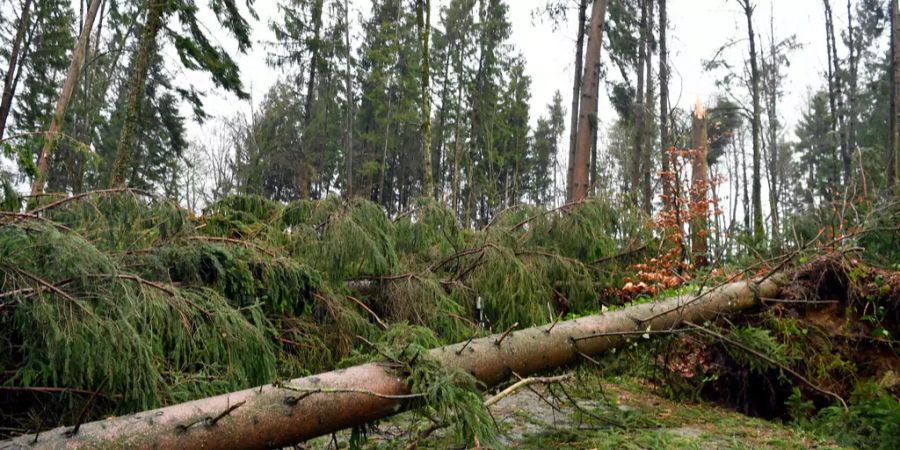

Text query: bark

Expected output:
[0,0,34,141]
[691,102,709,267]
[766,16,780,251]
[304,0,324,127]
[344,0,354,197]
[570,0,609,202]
[567,0,589,200]
[29,0,103,196]
[823,0,847,187]
[641,0,655,214]
[738,0,764,242]
[845,0,857,182]
[417,0,433,197]
[109,1,165,188]
[659,0,672,210]
[892,0,900,196]
[5,277,783,450]
[631,0,648,198]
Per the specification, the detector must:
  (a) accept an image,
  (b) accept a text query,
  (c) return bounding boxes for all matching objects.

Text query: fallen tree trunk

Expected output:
[3,277,782,449]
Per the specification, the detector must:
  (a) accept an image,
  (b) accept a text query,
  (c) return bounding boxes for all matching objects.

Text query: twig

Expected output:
[346,295,388,330]
[494,322,518,346]
[572,328,691,342]
[207,400,246,426]
[278,384,424,401]
[0,386,108,397]
[484,374,573,407]
[456,333,478,355]
[66,380,105,437]
[186,236,278,257]
[2,265,92,317]
[684,321,848,410]
[0,211,75,233]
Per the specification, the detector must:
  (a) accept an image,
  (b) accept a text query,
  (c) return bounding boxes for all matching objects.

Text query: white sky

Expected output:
[185,0,836,147]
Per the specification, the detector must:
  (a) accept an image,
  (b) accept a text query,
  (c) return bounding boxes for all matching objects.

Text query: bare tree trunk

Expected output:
[109,0,165,188]
[659,0,672,211]
[823,0,848,186]
[891,0,900,196]
[30,0,103,195]
[0,0,34,141]
[766,14,781,252]
[417,0,433,197]
[691,102,709,267]
[566,0,589,200]
[344,0,354,197]
[737,0,764,242]
[6,277,782,449]
[845,0,857,182]
[570,0,609,202]
[631,0,647,198]
[641,0,655,214]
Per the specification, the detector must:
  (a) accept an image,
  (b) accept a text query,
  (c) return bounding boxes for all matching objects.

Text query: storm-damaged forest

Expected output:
[0,0,899,448]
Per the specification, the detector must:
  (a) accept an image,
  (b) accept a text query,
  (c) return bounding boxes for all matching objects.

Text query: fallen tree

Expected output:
[3,277,782,450]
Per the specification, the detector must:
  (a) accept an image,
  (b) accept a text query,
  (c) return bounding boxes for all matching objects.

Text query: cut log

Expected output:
[2,278,782,449]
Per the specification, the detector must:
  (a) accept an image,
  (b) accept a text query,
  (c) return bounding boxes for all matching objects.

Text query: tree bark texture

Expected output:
[570,0,608,202]
[566,0,589,200]
[109,0,164,188]
[30,0,103,195]
[691,102,709,267]
[0,0,34,141]
[4,278,782,449]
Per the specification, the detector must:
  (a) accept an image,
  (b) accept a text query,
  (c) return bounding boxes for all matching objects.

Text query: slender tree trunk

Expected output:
[452,66,463,216]
[304,0,324,127]
[659,0,672,211]
[845,0,857,182]
[344,0,353,197]
[566,0,589,200]
[417,0,433,197]
[30,0,103,196]
[738,0,764,242]
[631,0,647,198]
[0,0,34,141]
[823,0,848,186]
[691,103,709,267]
[641,0,655,214]
[570,0,609,202]
[767,15,781,252]
[109,0,164,188]
[891,0,900,196]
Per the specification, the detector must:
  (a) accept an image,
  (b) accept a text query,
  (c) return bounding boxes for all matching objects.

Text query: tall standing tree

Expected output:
[0,0,34,141]
[893,0,900,195]
[658,0,671,210]
[691,102,709,267]
[109,0,255,188]
[570,0,608,202]
[566,0,589,201]
[417,0,433,197]
[736,0,764,242]
[29,0,101,196]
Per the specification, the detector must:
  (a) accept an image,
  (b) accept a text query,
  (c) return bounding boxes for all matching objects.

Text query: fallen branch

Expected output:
[484,374,573,407]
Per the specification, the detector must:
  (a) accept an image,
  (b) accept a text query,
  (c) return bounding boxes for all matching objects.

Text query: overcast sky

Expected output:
[185,0,840,149]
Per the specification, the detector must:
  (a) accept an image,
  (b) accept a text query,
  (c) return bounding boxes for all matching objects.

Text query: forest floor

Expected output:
[309,367,845,449]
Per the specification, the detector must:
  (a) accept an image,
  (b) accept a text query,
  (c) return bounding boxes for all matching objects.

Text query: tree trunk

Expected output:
[631,0,647,198]
[823,0,847,187]
[5,277,783,450]
[418,0,433,197]
[304,0,324,127]
[0,0,34,141]
[641,0,655,214]
[109,0,165,188]
[659,0,672,211]
[766,16,781,252]
[845,0,857,183]
[691,102,709,267]
[344,0,354,197]
[738,0,764,242]
[570,0,609,202]
[566,0,589,200]
[29,0,103,196]
[892,0,900,196]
